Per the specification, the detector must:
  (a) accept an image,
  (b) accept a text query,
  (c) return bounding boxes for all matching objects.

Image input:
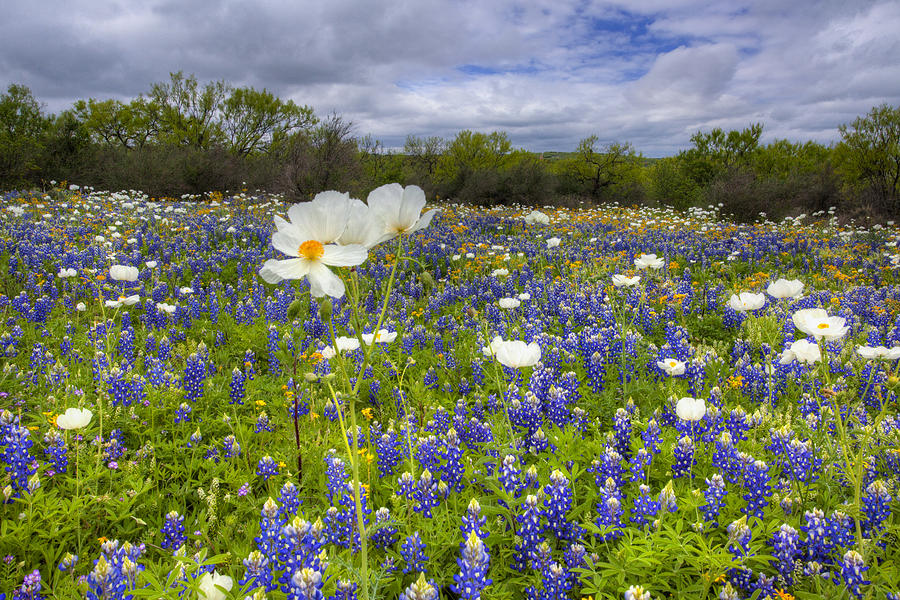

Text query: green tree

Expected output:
[0,84,50,186]
[753,139,831,179]
[564,136,642,200]
[72,97,159,150]
[836,104,900,212]
[680,123,764,187]
[403,134,445,191]
[221,87,315,156]
[436,130,511,182]
[280,113,360,200]
[149,71,228,149]
[647,156,701,211]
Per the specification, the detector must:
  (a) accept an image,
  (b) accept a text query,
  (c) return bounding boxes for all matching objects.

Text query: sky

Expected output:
[2,0,899,156]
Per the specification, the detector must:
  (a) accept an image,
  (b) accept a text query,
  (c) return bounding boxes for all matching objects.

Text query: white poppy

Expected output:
[856,345,900,361]
[109,265,139,282]
[766,279,804,299]
[612,274,640,288]
[361,329,397,345]
[498,298,521,309]
[634,253,664,270]
[197,570,233,600]
[524,210,550,225]
[366,184,438,237]
[675,397,706,422]
[494,339,542,369]
[779,339,821,365]
[657,359,686,376]
[792,309,849,341]
[728,292,766,312]
[57,407,93,430]
[546,237,561,248]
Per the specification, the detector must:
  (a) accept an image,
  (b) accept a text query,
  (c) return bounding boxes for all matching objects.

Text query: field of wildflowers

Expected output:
[1,183,899,600]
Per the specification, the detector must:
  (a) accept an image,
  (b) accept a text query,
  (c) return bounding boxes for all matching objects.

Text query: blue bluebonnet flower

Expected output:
[13,569,45,600]
[770,523,800,583]
[43,429,68,475]
[414,468,440,517]
[334,579,358,600]
[229,367,246,404]
[513,494,544,571]
[370,507,398,550]
[0,410,38,497]
[160,510,186,552]
[544,469,576,541]
[801,508,830,561]
[826,510,855,551]
[861,480,892,538]
[174,402,191,424]
[700,474,727,527]
[612,408,632,458]
[400,532,429,573]
[671,436,694,479]
[240,549,274,593]
[256,455,279,481]
[288,566,324,600]
[278,481,301,516]
[840,550,870,599]
[727,517,752,559]
[182,352,205,402]
[399,573,439,600]
[630,484,660,527]
[452,530,492,600]
[628,448,651,482]
[58,552,78,572]
[741,458,771,520]
[595,477,624,541]
[623,585,651,600]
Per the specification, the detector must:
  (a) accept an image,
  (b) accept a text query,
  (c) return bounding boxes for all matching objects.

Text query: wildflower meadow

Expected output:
[1,183,899,600]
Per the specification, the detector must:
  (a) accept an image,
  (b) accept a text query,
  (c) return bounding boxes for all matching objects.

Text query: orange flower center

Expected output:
[298,240,324,261]
[817,323,829,329]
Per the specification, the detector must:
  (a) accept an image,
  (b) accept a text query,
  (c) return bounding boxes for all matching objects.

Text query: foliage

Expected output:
[836,103,900,215]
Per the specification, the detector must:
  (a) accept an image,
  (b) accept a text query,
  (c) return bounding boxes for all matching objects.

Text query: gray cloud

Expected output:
[2,0,898,155]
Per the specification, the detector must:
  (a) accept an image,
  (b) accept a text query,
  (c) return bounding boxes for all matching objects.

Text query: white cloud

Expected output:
[1,0,898,155]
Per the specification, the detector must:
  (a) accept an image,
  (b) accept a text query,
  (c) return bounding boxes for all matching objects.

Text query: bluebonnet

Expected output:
[43,429,68,474]
[160,510,186,552]
[770,523,800,584]
[1,410,38,498]
[182,352,205,402]
[630,484,660,527]
[513,494,544,571]
[671,436,694,479]
[399,573,439,600]
[595,477,624,541]
[861,480,891,538]
[840,550,869,599]
[452,530,492,600]
[543,469,576,541]
[741,458,771,520]
[370,507,398,550]
[727,517,752,560]
[229,367,245,404]
[401,532,429,573]
[700,474,727,527]
[256,455,279,481]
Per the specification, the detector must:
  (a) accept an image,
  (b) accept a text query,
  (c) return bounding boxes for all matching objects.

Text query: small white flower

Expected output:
[76,302,87,312]
[494,339,542,369]
[728,292,765,312]
[197,570,233,600]
[779,339,821,365]
[57,268,77,278]
[857,345,900,361]
[321,336,361,359]
[156,303,177,314]
[491,268,509,277]
[546,237,561,248]
[634,253,664,270]
[676,397,706,422]
[792,309,849,341]
[179,287,194,295]
[657,359,686,376]
[612,274,640,288]
[498,297,521,309]
[361,329,397,345]
[766,278,804,299]
[524,210,550,225]
[517,293,531,301]
[109,265,139,282]
[57,408,93,430]
[145,261,158,269]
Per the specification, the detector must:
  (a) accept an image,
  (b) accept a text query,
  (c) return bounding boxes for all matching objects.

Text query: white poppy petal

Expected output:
[307,262,345,298]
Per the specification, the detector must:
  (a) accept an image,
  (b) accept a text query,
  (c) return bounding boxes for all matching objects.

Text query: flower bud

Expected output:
[287,299,305,320]
[419,271,435,290]
[317,300,333,323]
[304,372,319,383]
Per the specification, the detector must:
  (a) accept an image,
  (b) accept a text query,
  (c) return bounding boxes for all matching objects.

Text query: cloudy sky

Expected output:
[3,0,899,155]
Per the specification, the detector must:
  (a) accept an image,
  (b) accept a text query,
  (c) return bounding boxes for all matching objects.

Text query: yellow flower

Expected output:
[361,408,374,420]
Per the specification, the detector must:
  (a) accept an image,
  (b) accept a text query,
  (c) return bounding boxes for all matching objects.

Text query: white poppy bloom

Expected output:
[366,184,438,237]
[491,268,509,277]
[156,303,177,314]
[546,237,562,248]
[634,253,664,270]
[524,210,550,225]
[481,335,505,358]
[197,570,233,600]
[57,268,77,278]
[361,329,397,345]
[792,309,849,341]
[260,194,368,298]
[657,359,686,376]
[517,293,531,301]
[675,397,706,422]
[338,198,392,248]
[612,274,640,288]
[779,339,821,365]
[57,407,93,430]
[145,261,158,269]
[857,345,900,361]
[76,302,86,311]
[728,292,766,312]
[109,264,139,282]
[498,298,521,309]
[494,339,542,369]
[179,287,194,295]
[766,278,804,299]
[321,336,361,359]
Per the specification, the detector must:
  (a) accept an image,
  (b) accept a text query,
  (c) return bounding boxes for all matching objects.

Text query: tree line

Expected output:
[1,73,898,220]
